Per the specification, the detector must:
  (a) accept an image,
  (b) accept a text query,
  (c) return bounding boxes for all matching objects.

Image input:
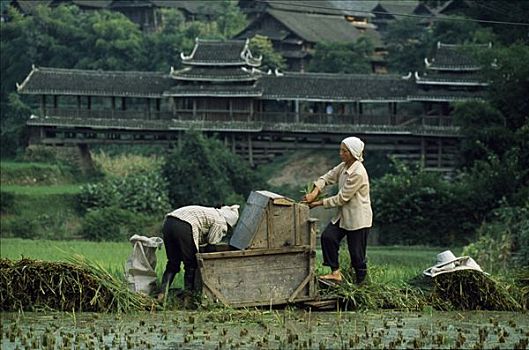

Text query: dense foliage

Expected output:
[307,39,374,74]
[78,172,170,215]
[162,131,265,208]
[78,206,150,241]
[372,161,472,246]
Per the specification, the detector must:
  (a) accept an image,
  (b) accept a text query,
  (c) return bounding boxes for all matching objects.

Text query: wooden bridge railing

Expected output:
[43,108,455,128]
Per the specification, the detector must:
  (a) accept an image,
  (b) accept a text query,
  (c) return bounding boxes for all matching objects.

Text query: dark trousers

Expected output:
[162,216,197,274]
[321,222,369,271]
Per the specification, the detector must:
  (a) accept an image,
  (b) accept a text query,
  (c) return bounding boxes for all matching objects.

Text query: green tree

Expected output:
[431,15,496,45]
[214,0,248,39]
[75,9,146,70]
[249,35,286,71]
[307,38,374,74]
[452,101,512,167]
[477,43,529,130]
[383,18,431,74]
[162,131,264,208]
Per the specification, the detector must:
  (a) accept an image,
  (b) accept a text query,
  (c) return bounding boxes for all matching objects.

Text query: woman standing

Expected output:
[303,136,372,284]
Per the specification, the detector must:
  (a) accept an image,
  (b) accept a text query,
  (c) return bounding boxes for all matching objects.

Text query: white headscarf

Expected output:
[217,205,240,227]
[342,136,365,162]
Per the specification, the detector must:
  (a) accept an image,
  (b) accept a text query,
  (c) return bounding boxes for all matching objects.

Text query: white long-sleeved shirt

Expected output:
[166,206,227,249]
[314,161,372,231]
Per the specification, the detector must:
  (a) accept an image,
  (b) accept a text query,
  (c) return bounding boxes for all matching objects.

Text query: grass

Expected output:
[1,184,82,195]
[0,160,62,170]
[0,238,446,292]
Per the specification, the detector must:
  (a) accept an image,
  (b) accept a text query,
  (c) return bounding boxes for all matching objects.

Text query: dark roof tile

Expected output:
[172,67,261,82]
[164,84,263,97]
[426,42,490,70]
[266,8,382,46]
[260,72,414,101]
[182,39,261,66]
[17,66,172,97]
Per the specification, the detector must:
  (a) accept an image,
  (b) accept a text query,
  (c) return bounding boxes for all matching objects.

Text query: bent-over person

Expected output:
[157,204,239,301]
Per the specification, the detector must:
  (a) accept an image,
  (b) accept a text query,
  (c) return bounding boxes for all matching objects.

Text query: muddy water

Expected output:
[1,310,528,349]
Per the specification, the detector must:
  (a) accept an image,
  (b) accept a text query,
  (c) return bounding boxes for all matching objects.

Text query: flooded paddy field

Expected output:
[2,309,528,349]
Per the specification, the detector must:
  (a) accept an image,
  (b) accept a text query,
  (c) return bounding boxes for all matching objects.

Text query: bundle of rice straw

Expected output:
[427,270,522,311]
[0,257,156,312]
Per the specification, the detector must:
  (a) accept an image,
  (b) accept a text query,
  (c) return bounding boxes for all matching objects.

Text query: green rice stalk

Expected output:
[299,182,326,202]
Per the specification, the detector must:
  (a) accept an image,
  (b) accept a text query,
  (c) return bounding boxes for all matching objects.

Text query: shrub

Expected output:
[78,172,170,215]
[463,206,529,272]
[0,191,16,214]
[2,217,39,239]
[78,207,149,241]
[163,131,265,208]
[371,161,474,246]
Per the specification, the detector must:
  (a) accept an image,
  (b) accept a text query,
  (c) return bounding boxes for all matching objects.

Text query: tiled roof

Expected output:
[260,72,414,102]
[426,42,489,71]
[377,1,433,16]
[17,66,172,97]
[151,0,222,15]
[328,0,376,17]
[73,1,113,8]
[265,0,345,16]
[415,72,488,86]
[171,67,262,82]
[266,8,382,46]
[14,0,53,13]
[408,90,486,102]
[164,84,263,97]
[181,39,261,66]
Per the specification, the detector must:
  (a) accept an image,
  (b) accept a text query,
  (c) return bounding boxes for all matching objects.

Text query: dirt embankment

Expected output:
[266,150,337,188]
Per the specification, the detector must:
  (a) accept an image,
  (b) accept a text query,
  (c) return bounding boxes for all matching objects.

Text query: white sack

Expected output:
[125,234,164,294]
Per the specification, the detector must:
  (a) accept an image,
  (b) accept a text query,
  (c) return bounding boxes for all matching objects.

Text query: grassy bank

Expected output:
[0,238,444,286]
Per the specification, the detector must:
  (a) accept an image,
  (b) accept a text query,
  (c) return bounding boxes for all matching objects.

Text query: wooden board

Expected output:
[196,247,316,307]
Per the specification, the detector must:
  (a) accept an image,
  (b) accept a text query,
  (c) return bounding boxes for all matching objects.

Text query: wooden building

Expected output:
[410,41,490,116]
[236,0,384,72]
[17,38,489,171]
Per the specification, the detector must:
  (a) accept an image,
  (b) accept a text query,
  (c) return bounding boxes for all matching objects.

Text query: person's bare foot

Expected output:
[320,270,342,281]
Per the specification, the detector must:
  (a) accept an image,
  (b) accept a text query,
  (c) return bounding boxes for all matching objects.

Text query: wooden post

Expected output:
[40,95,46,116]
[420,137,426,168]
[294,100,299,123]
[121,97,126,111]
[193,99,197,118]
[111,96,116,118]
[146,98,151,120]
[438,140,442,168]
[248,134,254,167]
[77,95,81,118]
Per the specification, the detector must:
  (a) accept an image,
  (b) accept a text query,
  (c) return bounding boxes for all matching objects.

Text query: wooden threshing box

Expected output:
[196,191,317,307]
